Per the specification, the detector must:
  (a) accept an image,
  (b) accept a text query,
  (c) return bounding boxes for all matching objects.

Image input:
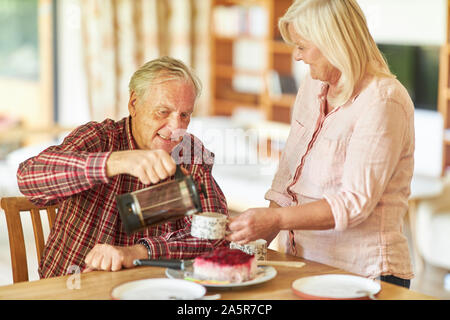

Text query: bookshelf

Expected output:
[438,0,450,174]
[209,0,295,124]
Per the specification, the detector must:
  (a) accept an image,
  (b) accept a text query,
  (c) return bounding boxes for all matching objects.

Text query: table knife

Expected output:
[133,259,194,270]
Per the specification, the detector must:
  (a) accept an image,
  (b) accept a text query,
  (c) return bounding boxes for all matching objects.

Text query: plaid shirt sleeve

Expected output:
[17,121,111,206]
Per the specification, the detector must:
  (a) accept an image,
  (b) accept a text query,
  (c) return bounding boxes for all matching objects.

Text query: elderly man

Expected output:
[17,56,228,278]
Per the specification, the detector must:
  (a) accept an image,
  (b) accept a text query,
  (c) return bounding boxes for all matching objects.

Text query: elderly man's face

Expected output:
[128,79,195,153]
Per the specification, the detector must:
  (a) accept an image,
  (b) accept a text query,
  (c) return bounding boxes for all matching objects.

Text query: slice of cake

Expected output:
[193,248,257,283]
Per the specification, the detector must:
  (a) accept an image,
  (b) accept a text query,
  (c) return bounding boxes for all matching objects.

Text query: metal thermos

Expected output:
[116,165,203,235]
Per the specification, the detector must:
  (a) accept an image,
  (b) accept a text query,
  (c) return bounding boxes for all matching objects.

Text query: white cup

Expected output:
[190,212,228,240]
[230,239,267,260]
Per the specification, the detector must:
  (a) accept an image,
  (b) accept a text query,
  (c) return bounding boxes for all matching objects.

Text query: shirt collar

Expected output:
[319,82,360,107]
[125,116,138,150]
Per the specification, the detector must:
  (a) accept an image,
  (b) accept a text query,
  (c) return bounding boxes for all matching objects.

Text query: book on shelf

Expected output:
[268,71,298,97]
[233,74,264,94]
[213,5,268,38]
[247,6,267,37]
[233,39,266,71]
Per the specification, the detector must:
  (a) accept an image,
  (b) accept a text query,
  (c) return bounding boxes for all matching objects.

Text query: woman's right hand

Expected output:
[106,149,176,185]
[227,206,282,244]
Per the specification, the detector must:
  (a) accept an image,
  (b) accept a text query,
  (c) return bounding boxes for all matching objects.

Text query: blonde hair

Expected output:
[129,56,202,101]
[279,0,394,106]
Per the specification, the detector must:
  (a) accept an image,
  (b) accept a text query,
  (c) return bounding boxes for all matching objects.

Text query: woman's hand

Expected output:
[226,207,281,244]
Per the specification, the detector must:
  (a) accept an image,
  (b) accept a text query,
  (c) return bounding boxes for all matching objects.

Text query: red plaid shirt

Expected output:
[17,116,228,278]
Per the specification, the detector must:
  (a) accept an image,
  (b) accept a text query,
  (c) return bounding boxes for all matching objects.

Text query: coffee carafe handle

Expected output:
[174,164,185,180]
[174,164,207,200]
[175,164,184,180]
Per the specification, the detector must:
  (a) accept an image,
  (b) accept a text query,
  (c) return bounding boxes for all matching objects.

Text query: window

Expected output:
[0,0,39,80]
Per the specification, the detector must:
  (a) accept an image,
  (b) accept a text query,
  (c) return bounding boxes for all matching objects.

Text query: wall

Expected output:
[358,0,446,45]
[0,79,39,127]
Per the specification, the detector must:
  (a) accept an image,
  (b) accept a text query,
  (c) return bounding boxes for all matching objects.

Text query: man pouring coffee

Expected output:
[17,56,228,278]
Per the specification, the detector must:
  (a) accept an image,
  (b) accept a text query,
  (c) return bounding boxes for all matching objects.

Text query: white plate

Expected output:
[165,266,277,288]
[292,274,381,300]
[111,278,206,300]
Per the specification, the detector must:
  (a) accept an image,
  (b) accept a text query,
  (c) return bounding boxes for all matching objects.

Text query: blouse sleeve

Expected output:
[323,97,413,231]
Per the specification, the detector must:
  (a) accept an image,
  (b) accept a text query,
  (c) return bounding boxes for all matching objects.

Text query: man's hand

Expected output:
[106,149,176,185]
[83,243,148,272]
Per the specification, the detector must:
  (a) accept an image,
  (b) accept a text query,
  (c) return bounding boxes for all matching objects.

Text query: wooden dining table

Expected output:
[0,249,436,300]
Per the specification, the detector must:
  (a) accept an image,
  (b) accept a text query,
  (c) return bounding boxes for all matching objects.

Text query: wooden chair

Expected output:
[0,196,58,283]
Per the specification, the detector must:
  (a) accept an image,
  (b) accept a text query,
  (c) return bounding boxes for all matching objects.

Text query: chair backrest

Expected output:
[0,196,58,283]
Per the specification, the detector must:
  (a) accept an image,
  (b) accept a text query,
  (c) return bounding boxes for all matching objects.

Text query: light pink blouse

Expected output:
[265,74,415,279]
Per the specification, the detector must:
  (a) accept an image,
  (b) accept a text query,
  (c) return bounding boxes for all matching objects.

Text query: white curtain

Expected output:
[80,0,211,121]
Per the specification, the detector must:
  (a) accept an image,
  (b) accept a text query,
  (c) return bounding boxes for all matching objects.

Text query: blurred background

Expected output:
[0,0,449,299]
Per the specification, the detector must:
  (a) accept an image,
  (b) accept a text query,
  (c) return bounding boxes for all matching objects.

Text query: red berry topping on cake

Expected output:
[193,248,258,283]
[198,248,254,265]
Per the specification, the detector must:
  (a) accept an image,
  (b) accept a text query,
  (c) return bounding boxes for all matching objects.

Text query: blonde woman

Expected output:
[228,0,414,288]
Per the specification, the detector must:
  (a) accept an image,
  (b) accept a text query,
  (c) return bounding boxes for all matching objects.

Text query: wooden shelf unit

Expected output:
[438,0,450,174]
[209,0,295,123]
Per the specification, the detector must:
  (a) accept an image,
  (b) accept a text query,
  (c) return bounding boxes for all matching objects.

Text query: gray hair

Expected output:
[129,56,202,101]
